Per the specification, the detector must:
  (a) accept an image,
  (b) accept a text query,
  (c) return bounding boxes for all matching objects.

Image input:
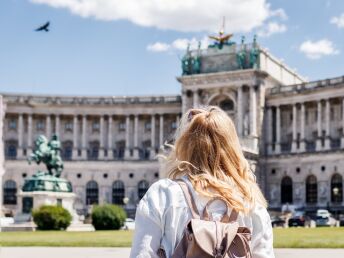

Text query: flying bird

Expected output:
[35,21,50,32]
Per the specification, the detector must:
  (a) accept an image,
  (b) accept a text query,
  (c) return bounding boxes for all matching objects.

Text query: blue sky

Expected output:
[0,0,343,96]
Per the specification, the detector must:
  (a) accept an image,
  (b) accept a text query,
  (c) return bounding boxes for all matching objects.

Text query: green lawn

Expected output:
[1,228,344,248]
[0,230,133,247]
[273,227,344,248]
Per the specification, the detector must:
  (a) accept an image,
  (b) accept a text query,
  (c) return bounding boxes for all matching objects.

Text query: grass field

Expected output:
[1,228,344,248]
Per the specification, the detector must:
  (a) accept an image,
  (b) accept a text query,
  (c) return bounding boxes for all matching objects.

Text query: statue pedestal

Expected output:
[14,172,82,230]
[17,190,77,218]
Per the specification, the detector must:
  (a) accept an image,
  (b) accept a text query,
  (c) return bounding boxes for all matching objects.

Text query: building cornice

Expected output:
[177,69,270,89]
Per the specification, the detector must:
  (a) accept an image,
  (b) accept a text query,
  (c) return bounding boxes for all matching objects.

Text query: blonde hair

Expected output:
[164,106,267,214]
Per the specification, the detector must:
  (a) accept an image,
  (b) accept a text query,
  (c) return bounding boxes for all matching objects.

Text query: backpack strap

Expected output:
[203,197,239,223]
[175,179,200,219]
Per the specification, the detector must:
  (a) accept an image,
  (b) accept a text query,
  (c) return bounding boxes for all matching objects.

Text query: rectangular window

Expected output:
[36,120,45,131]
[171,121,177,130]
[92,121,100,132]
[144,121,151,131]
[119,122,126,131]
[8,119,17,130]
[65,121,73,132]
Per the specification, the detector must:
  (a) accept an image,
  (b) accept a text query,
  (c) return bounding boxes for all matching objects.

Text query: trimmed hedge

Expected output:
[32,205,72,230]
[91,204,126,230]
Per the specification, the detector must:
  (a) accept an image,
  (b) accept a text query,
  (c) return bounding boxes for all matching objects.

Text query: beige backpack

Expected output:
[157,179,252,258]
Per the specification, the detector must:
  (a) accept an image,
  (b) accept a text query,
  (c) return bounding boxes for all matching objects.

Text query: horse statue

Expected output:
[28,134,64,177]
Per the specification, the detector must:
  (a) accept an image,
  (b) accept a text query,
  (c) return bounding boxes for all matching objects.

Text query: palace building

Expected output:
[1,35,344,217]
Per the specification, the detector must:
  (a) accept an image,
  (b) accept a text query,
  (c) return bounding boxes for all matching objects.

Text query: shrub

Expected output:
[91,204,126,230]
[32,205,72,230]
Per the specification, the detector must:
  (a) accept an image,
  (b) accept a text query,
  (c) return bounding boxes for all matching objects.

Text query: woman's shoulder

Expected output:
[145,178,179,194]
[141,178,183,204]
[137,178,185,219]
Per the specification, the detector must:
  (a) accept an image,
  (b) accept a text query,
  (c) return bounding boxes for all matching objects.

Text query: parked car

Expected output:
[271,216,285,228]
[122,218,135,230]
[288,211,314,227]
[315,209,337,227]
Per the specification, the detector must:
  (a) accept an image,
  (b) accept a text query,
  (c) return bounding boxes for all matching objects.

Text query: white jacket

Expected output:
[130,177,275,258]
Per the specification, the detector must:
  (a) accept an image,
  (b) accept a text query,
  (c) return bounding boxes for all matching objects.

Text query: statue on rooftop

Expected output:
[249,35,260,69]
[192,41,202,74]
[237,36,247,69]
[208,17,234,49]
[182,43,192,75]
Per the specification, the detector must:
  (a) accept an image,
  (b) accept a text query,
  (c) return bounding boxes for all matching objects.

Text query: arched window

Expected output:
[281,176,293,204]
[112,180,125,205]
[306,175,317,204]
[61,141,73,160]
[3,180,17,205]
[331,174,343,203]
[5,140,17,160]
[88,141,99,160]
[219,99,234,111]
[86,180,98,205]
[209,95,235,112]
[138,180,149,200]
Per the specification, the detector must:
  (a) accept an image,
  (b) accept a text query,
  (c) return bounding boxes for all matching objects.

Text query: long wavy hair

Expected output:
[164,106,267,214]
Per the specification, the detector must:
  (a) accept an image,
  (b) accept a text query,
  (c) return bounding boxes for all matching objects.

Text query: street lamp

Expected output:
[123,197,130,205]
[332,187,339,220]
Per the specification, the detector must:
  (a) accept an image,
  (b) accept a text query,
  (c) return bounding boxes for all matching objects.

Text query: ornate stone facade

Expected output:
[1,41,344,217]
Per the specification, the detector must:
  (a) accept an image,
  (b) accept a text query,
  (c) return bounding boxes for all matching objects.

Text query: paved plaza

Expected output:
[1,247,344,258]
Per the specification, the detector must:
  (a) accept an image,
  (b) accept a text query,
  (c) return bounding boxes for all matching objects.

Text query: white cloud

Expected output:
[299,39,339,59]
[146,42,170,52]
[269,8,288,20]
[30,0,283,33]
[147,36,210,53]
[257,22,287,37]
[330,13,344,28]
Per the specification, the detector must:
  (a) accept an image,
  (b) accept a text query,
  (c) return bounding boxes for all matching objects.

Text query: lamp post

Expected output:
[123,197,129,206]
[332,187,339,220]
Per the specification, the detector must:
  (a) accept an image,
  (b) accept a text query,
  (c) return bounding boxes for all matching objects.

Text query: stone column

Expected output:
[107,115,113,159]
[133,115,139,159]
[181,90,187,115]
[176,114,180,129]
[150,114,156,159]
[341,98,344,148]
[249,85,257,137]
[316,101,322,151]
[17,114,24,158]
[81,115,87,159]
[98,116,105,159]
[193,89,199,108]
[237,86,243,136]
[27,114,33,153]
[159,114,164,148]
[291,104,298,152]
[124,115,131,159]
[275,106,281,154]
[324,99,331,150]
[55,115,60,136]
[266,107,273,154]
[46,115,51,139]
[72,115,78,159]
[299,103,306,152]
